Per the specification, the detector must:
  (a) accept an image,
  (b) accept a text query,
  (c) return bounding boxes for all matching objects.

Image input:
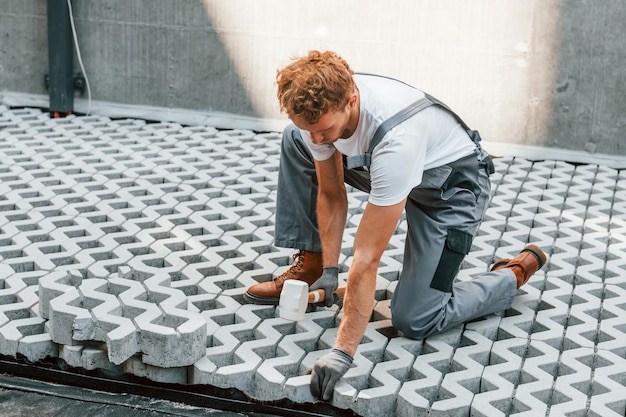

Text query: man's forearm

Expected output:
[334,262,377,356]
[314,152,347,267]
[333,199,407,356]
[317,191,347,266]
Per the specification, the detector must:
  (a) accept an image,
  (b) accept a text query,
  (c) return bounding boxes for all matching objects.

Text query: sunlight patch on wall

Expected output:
[199,0,561,145]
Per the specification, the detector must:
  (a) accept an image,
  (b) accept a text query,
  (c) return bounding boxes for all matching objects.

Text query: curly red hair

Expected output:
[276,50,355,124]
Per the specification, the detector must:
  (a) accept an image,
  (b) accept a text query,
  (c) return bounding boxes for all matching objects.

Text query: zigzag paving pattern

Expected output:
[0,106,625,416]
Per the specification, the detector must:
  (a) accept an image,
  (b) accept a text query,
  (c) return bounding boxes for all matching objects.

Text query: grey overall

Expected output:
[273,97,518,340]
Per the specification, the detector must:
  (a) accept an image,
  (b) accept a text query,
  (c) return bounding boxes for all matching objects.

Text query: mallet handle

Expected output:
[307,286,346,304]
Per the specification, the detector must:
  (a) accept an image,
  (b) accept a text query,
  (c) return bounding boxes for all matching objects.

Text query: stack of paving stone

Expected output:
[1,105,625,417]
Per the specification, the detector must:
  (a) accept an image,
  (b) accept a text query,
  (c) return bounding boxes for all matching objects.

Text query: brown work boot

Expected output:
[491,244,548,288]
[244,250,323,305]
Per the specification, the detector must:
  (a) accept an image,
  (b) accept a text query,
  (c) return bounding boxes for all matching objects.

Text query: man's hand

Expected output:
[309,266,339,306]
[309,348,353,401]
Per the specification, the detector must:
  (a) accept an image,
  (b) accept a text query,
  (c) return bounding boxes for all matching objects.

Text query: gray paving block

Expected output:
[59,344,86,368]
[597,284,626,357]
[395,328,463,417]
[41,267,207,368]
[191,304,270,389]
[353,324,422,417]
[280,310,341,404]
[253,317,320,400]
[121,355,189,384]
[334,320,390,411]
[429,331,493,417]
[0,278,56,360]
[72,277,139,365]
[1,107,625,417]
[139,273,207,367]
[562,283,603,350]
[38,270,84,319]
[79,345,117,371]
[471,337,527,417]
[587,349,626,417]
[530,278,573,349]
[512,339,560,416]
[549,347,595,416]
[48,287,91,346]
[222,316,289,396]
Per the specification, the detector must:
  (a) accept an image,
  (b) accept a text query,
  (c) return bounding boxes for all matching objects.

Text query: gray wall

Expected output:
[1,0,624,156]
[548,1,626,155]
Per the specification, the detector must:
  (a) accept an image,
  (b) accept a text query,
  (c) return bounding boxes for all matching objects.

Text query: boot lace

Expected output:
[274,250,306,284]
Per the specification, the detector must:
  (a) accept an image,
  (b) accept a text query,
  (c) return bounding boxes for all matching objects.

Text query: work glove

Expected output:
[309,348,353,401]
[308,266,339,307]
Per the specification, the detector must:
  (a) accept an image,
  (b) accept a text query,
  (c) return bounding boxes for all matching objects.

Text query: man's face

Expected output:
[291,106,351,146]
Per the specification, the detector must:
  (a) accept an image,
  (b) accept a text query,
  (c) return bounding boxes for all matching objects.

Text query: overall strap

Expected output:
[356,72,478,138]
[345,96,433,169]
[424,93,482,147]
[345,73,484,169]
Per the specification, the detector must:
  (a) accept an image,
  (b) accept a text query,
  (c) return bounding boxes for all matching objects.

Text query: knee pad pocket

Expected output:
[430,228,473,292]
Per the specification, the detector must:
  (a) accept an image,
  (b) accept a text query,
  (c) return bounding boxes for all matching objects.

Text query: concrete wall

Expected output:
[1,0,624,156]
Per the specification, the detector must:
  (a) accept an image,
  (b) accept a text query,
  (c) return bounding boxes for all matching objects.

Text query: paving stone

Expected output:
[78,345,117,371]
[353,330,422,417]
[48,286,92,346]
[512,339,560,416]
[530,277,573,349]
[191,304,271,389]
[334,319,390,411]
[121,355,189,384]
[0,107,624,417]
[597,284,626,357]
[428,330,493,417]
[395,327,463,417]
[71,277,139,364]
[115,272,207,368]
[41,266,206,368]
[222,315,290,396]
[253,314,326,400]
[464,314,502,341]
[0,265,20,306]
[59,344,87,368]
[587,349,626,417]
[0,286,56,361]
[471,337,527,417]
[549,347,594,416]
[38,270,84,320]
[280,310,340,404]
[562,283,603,350]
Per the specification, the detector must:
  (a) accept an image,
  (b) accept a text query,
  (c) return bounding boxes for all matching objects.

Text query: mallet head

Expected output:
[278,280,308,321]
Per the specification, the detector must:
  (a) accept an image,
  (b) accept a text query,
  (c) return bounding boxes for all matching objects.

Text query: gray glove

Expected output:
[309,348,353,401]
[308,266,339,307]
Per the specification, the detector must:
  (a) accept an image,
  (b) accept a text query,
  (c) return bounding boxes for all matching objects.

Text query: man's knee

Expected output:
[391,307,438,340]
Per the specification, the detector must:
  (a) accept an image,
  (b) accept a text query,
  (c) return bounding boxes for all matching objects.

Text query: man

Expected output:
[244,50,547,401]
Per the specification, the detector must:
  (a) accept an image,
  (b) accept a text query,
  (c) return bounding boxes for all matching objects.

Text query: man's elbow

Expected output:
[350,251,381,276]
[318,184,347,201]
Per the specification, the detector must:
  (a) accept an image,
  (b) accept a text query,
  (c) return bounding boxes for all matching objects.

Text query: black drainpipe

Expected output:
[46,0,74,117]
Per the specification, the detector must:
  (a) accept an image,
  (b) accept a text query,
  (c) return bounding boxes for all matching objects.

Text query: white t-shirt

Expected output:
[302,73,477,206]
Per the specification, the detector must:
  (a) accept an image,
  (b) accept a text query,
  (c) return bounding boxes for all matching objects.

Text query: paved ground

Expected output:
[0,106,625,417]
